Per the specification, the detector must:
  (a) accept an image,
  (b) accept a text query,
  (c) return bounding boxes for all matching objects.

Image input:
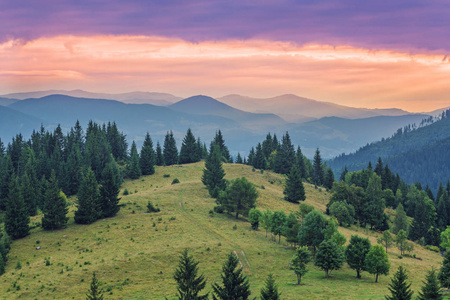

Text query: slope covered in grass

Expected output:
[0,163,443,299]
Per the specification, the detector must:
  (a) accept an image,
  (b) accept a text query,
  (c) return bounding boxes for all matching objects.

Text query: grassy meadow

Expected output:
[0,162,444,299]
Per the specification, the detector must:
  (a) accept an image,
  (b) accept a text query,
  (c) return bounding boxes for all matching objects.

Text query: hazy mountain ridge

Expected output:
[0,97,18,106]
[0,105,42,142]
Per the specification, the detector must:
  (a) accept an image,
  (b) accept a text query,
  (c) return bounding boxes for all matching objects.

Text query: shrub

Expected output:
[163,174,170,178]
[171,178,180,184]
[123,189,129,196]
[214,206,224,214]
[147,201,161,213]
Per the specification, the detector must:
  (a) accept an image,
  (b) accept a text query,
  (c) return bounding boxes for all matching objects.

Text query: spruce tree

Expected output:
[201,145,226,198]
[75,168,100,224]
[156,141,164,166]
[296,146,306,179]
[211,130,232,163]
[236,153,243,164]
[139,133,156,175]
[63,145,83,196]
[21,172,38,216]
[179,129,200,164]
[418,268,443,300]
[99,161,121,218]
[173,249,208,300]
[273,132,295,174]
[212,252,251,300]
[385,266,413,300]
[283,164,305,203]
[163,130,178,165]
[260,274,280,300]
[5,176,30,239]
[393,203,408,234]
[0,155,13,210]
[42,171,69,230]
[126,141,141,179]
[438,251,450,288]
[86,272,104,300]
[313,148,324,186]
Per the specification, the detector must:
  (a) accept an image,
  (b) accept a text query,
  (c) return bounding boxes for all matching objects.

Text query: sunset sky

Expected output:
[1,0,449,112]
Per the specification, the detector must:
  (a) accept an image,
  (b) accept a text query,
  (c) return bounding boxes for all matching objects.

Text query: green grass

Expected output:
[0,162,444,299]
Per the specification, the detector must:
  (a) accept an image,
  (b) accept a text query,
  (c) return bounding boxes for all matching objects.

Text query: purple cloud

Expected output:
[1,0,449,51]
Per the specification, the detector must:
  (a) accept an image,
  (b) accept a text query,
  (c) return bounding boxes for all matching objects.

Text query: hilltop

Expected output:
[0,163,442,299]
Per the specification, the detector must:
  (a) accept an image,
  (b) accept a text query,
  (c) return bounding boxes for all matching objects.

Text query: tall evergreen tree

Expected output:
[418,269,443,300]
[86,272,104,300]
[0,155,13,210]
[296,146,306,179]
[173,249,208,300]
[273,132,295,174]
[236,153,243,164]
[42,171,69,230]
[75,168,100,224]
[283,164,305,203]
[163,130,178,165]
[126,141,141,179]
[260,274,280,300]
[212,252,251,300]
[84,123,112,180]
[393,203,408,234]
[385,266,413,300]
[201,145,226,198]
[438,250,450,288]
[99,161,122,218]
[21,172,38,216]
[139,133,156,175]
[313,148,324,186]
[340,166,348,182]
[211,130,232,163]
[179,129,200,164]
[5,176,30,239]
[364,174,386,230]
[155,141,164,166]
[63,145,83,196]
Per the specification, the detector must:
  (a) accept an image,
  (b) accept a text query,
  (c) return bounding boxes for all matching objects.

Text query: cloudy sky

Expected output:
[1,0,449,111]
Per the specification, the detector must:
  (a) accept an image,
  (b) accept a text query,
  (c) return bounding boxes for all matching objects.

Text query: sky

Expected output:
[1,0,450,112]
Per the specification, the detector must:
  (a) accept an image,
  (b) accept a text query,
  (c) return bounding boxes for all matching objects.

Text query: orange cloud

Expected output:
[1,35,449,112]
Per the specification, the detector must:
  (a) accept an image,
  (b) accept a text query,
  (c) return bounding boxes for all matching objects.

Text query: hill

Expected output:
[0,163,442,299]
[0,105,42,143]
[329,112,450,190]
[219,94,411,123]
[0,97,18,106]
[1,89,181,105]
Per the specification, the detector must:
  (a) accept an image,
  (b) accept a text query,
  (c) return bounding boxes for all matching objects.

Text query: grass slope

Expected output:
[0,163,443,299]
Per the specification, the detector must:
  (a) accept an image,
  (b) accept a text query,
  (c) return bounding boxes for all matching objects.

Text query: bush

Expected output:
[123,189,129,196]
[171,178,180,184]
[163,174,170,178]
[425,245,439,252]
[214,206,224,214]
[147,201,161,213]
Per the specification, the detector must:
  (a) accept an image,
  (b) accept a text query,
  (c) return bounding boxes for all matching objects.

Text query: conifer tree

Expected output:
[284,164,305,203]
[42,171,69,230]
[63,145,83,196]
[260,274,280,300]
[236,153,243,164]
[5,176,30,239]
[385,266,413,300]
[364,174,385,230]
[86,272,104,300]
[99,161,122,218]
[296,146,306,179]
[179,129,200,164]
[273,132,295,174]
[340,166,348,182]
[0,155,13,210]
[211,130,232,163]
[345,235,371,279]
[438,251,450,288]
[126,141,141,179]
[393,203,408,234]
[313,148,324,186]
[21,172,38,216]
[212,252,251,300]
[173,249,208,300]
[201,145,226,198]
[418,269,443,300]
[156,141,164,166]
[139,133,156,175]
[75,168,100,224]
[254,143,266,170]
[163,130,178,165]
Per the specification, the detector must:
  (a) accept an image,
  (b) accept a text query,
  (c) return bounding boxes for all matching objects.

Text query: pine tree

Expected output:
[418,268,443,300]
[63,145,83,196]
[163,130,178,165]
[438,251,450,288]
[254,143,266,170]
[345,235,371,279]
[364,174,385,230]
[179,129,200,164]
[324,167,335,190]
[75,168,100,224]
[139,133,156,175]
[273,132,295,174]
[42,171,69,230]
[393,203,408,234]
[385,266,413,300]
[86,272,104,300]
[201,145,226,198]
[99,161,121,218]
[340,166,348,182]
[260,274,280,300]
[0,155,13,210]
[21,172,38,216]
[173,249,208,300]
[212,252,251,300]
[126,141,141,179]
[5,176,30,239]
[283,164,305,203]
[211,130,232,163]
[313,148,324,186]
[236,153,243,164]
[156,141,164,166]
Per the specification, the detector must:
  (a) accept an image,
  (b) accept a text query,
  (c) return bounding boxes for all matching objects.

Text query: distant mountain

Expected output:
[328,111,450,191]
[287,114,428,158]
[0,105,42,143]
[1,89,181,106]
[170,95,286,130]
[426,105,450,117]
[219,94,411,122]
[0,97,18,106]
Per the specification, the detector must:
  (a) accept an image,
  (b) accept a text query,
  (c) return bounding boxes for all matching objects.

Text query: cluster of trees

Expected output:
[244,132,334,190]
[173,249,280,300]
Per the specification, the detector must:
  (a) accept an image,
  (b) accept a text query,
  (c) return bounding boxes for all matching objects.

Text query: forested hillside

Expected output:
[329,110,450,191]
